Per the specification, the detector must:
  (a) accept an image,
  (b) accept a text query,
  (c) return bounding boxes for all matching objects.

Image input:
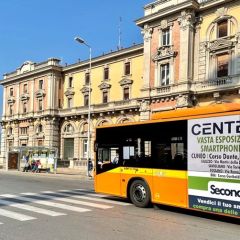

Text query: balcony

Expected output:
[151,81,192,98]
[20,93,30,101]
[7,96,15,104]
[59,99,140,117]
[194,75,240,94]
[35,89,46,98]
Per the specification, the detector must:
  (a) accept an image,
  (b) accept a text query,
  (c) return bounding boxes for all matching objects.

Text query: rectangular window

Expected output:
[83,139,88,158]
[160,63,170,86]
[85,73,90,85]
[9,105,13,115]
[67,98,73,108]
[217,54,228,77]
[20,127,28,135]
[162,29,170,46]
[10,88,13,97]
[38,140,43,146]
[8,141,13,149]
[218,20,228,38]
[23,102,27,113]
[63,138,74,159]
[102,91,108,103]
[23,84,28,93]
[104,67,109,80]
[123,87,130,100]
[69,77,73,88]
[84,95,89,106]
[39,80,43,90]
[124,62,131,75]
[39,99,43,111]
[58,99,61,108]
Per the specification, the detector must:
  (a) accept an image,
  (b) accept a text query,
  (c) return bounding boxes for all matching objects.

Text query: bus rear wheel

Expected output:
[129,180,151,208]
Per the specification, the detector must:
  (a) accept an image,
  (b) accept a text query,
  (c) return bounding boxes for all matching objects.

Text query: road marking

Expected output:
[25,192,113,210]
[0,209,36,221]
[1,194,90,213]
[0,198,65,217]
[59,189,108,198]
[57,190,131,206]
[59,189,132,206]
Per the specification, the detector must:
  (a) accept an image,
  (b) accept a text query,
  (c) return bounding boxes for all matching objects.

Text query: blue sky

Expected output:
[0,0,150,114]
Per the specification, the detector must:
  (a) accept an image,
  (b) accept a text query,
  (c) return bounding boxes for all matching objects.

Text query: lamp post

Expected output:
[75,36,92,177]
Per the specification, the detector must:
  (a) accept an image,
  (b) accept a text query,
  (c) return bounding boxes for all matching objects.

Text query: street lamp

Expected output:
[75,36,92,177]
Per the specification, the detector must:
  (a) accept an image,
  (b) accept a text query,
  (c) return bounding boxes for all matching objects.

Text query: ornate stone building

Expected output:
[0,45,144,169]
[1,0,240,170]
[136,0,240,112]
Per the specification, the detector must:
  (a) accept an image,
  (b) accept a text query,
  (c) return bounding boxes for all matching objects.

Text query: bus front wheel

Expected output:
[129,180,151,208]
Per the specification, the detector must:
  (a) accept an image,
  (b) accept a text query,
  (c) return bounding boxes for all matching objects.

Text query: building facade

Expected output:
[0,45,144,169]
[136,0,240,111]
[1,0,240,170]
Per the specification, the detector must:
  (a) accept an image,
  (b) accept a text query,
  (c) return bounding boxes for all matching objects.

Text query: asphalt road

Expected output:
[0,171,239,240]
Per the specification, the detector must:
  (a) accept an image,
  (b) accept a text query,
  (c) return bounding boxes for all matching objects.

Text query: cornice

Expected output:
[63,44,144,73]
[0,65,62,86]
[136,1,199,27]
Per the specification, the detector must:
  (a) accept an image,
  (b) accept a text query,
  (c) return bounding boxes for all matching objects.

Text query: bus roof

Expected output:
[151,103,240,120]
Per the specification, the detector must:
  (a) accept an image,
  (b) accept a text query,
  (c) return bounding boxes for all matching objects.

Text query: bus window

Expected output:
[97,146,120,173]
[122,138,152,167]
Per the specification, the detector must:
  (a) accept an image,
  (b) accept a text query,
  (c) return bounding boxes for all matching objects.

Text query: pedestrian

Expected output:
[23,155,30,172]
[32,160,41,173]
[88,160,93,177]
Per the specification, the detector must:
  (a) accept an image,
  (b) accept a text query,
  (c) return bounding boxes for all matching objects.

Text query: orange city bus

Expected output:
[94,103,240,219]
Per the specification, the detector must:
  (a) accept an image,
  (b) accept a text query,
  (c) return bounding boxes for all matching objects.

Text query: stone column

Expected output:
[31,79,34,112]
[13,121,19,147]
[47,73,53,110]
[28,120,34,147]
[44,117,60,150]
[139,100,151,121]
[2,87,6,117]
[141,24,153,97]
[178,10,195,82]
[0,124,6,169]
[193,18,202,82]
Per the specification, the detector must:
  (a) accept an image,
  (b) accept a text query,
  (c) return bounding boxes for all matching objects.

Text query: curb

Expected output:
[0,170,94,181]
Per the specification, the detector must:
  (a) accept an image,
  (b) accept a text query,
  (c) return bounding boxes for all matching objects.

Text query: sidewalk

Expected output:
[0,168,94,181]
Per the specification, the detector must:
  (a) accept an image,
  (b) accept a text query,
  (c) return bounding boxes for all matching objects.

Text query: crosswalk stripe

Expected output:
[57,190,131,206]
[0,222,3,225]
[0,209,36,221]
[25,192,113,210]
[59,189,108,198]
[0,198,65,217]
[1,194,90,213]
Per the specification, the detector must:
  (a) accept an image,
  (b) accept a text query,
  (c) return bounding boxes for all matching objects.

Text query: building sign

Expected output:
[188,115,240,217]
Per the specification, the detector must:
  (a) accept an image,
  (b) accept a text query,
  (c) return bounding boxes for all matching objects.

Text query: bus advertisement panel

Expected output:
[188,115,240,217]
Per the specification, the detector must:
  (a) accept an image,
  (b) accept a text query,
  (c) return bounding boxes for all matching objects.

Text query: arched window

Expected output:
[217,20,228,38]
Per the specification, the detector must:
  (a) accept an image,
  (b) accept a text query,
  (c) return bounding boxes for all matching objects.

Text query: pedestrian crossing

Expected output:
[0,189,130,225]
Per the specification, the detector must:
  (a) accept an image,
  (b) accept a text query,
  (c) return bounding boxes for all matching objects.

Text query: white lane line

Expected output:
[0,209,36,221]
[41,191,113,209]
[57,190,131,206]
[1,194,90,213]
[0,222,3,225]
[0,198,65,217]
[58,190,107,198]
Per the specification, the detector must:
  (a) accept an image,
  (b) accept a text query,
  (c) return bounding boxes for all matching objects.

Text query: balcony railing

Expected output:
[59,99,140,117]
[194,75,240,93]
